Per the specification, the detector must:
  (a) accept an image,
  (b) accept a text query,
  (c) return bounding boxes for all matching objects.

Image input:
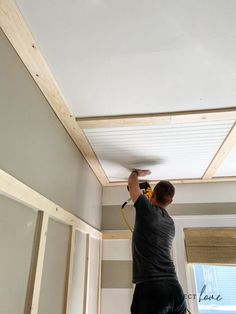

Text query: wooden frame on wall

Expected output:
[0,168,102,314]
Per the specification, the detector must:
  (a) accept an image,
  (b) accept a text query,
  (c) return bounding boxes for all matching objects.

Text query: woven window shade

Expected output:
[184,228,236,264]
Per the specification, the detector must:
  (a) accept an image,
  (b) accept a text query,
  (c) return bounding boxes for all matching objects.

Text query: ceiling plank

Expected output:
[202,122,236,179]
[0,0,108,185]
[106,176,236,187]
[76,108,236,129]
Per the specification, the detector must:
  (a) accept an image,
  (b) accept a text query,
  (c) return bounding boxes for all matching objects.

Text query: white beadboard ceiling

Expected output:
[84,120,235,181]
[16,0,236,117]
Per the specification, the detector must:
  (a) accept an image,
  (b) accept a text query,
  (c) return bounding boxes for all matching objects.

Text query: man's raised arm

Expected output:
[128,169,151,203]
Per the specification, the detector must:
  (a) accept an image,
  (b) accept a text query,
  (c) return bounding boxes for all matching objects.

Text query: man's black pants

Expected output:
[131,278,187,314]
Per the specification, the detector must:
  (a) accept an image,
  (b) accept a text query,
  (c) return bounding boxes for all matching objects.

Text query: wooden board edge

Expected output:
[0,0,108,186]
[0,168,102,239]
[30,211,49,314]
[203,122,236,179]
[97,239,103,314]
[104,176,236,186]
[84,234,91,314]
[102,230,132,240]
[65,226,76,314]
[77,107,236,129]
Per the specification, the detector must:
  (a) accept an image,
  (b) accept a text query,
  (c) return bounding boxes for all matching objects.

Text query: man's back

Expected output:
[132,194,176,283]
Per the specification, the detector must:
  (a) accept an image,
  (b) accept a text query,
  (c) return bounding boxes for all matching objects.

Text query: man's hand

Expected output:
[134,169,151,177]
[128,169,151,203]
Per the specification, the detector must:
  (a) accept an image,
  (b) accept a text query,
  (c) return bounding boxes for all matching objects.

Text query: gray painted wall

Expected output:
[38,219,70,314]
[0,195,38,314]
[0,29,103,314]
[0,29,102,229]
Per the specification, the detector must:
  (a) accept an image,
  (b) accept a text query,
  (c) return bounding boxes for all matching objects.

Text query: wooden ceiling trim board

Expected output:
[76,108,236,129]
[106,177,236,187]
[102,230,131,240]
[0,0,108,185]
[202,122,236,179]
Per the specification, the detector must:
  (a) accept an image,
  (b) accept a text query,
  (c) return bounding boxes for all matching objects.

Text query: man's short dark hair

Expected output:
[153,180,175,205]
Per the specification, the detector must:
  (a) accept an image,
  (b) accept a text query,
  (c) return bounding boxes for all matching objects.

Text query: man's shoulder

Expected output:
[134,194,152,210]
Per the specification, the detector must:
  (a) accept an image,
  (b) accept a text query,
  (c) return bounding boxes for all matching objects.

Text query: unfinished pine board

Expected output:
[84,234,91,314]
[65,226,76,314]
[0,0,108,185]
[0,194,38,314]
[203,122,236,179]
[103,231,132,240]
[30,212,49,314]
[214,141,236,177]
[97,239,103,314]
[77,108,236,129]
[0,169,102,239]
[84,120,235,182]
[107,176,236,186]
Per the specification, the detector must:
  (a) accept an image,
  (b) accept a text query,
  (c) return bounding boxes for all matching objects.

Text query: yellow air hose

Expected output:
[120,198,133,232]
[121,183,153,233]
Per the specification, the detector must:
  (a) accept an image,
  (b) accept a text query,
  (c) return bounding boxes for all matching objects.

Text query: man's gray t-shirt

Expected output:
[132,194,177,283]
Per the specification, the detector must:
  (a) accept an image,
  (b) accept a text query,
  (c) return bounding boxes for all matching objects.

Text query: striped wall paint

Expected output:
[101,289,133,314]
[102,261,132,289]
[103,239,132,261]
[101,239,133,314]
[102,203,236,230]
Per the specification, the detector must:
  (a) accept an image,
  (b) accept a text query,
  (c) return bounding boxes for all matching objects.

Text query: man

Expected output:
[128,169,186,314]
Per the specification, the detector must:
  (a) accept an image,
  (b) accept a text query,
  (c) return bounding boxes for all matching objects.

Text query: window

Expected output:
[193,264,236,314]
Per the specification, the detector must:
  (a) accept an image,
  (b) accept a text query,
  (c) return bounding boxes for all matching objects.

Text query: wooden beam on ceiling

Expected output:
[202,122,236,179]
[0,0,108,185]
[76,107,236,129]
[106,176,236,187]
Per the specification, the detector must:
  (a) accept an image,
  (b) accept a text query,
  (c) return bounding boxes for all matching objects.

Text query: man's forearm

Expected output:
[128,170,139,189]
[128,170,141,203]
